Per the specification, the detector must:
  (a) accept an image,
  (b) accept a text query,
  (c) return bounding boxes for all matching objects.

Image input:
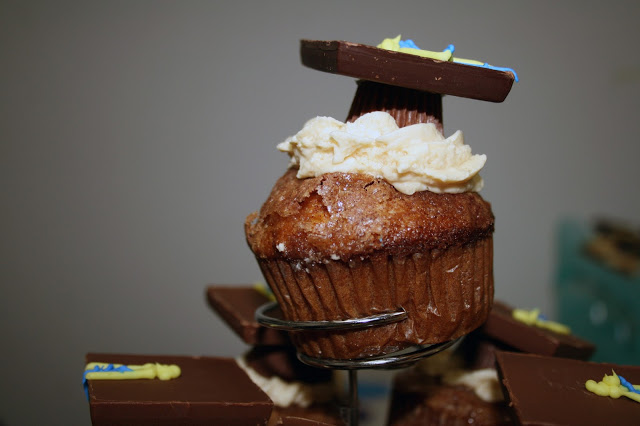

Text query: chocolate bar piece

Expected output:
[270,406,342,426]
[495,351,640,426]
[206,285,290,346]
[85,353,273,425]
[480,301,595,359]
[300,39,515,103]
[277,415,340,426]
[457,329,515,370]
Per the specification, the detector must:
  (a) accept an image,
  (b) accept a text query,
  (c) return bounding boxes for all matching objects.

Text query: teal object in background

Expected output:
[555,220,639,365]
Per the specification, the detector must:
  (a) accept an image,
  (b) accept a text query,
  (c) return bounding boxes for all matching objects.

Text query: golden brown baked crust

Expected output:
[245,169,494,262]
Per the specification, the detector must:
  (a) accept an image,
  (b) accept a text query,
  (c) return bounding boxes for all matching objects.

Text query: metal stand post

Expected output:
[256,302,461,426]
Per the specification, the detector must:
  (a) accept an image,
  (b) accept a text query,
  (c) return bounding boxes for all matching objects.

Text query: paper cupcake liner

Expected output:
[257,237,493,360]
[346,80,443,131]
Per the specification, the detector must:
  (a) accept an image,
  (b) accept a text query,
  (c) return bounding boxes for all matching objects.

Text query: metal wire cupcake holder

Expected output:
[256,301,460,426]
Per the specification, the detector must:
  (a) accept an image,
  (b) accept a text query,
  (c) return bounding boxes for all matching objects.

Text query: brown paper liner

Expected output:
[257,237,493,360]
[346,80,443,131]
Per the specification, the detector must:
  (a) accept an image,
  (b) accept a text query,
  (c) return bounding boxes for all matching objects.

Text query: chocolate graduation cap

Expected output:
[300,39,516,132]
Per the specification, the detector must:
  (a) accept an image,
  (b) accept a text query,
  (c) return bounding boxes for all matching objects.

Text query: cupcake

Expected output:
[245,111,494,360]
[388,370,511,426]
[387,339,511,426]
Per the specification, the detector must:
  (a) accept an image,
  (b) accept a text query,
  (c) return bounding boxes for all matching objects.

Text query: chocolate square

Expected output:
[300,39,515,102]
[85,353,273,425]
[495,351,640,426]
[206,285,290,346]
[480,301,595,359]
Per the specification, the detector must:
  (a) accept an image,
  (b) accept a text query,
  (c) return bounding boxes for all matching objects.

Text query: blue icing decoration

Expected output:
[82,363,134,384]
[472,63,519,82]
[619,375,640,394]
[399,39,420,49]
[398,39,518,81]
[83,364,134,400]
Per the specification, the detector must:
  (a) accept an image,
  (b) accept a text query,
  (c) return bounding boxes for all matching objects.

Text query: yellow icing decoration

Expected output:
[376,35,519,82]
[452,57,484,66]
[253,282,276,301]
[585,371,640,403]
[84,362,181,381]
[377,35,484,65]
[512,308,571,335]
[377,35,453,61]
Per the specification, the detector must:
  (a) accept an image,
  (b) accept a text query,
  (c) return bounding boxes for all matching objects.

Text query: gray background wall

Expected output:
[2,1,639,424]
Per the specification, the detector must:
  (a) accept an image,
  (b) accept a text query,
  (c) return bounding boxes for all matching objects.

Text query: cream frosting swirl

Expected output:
[416,352,504,403]
[442,368,504,403]
[235,356,334,408]
[277,111,485,194]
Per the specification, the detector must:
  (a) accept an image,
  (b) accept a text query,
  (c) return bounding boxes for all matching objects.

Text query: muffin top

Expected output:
[245,169,494,262]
